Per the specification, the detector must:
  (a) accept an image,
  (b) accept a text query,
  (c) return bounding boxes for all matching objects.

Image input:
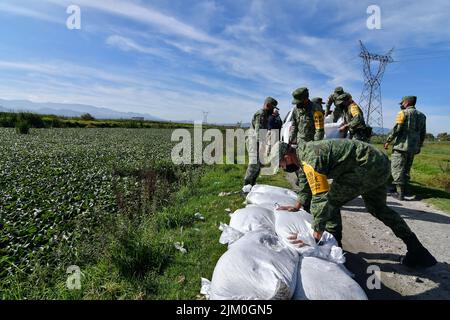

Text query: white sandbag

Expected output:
[246,191,298,207]
[274,210,345,264]
[251,184,299,199]
[293,256,368,300]
[324,116,345,139]
[208,231,299,300]
[219,223,244,245]
[229,205,275,233]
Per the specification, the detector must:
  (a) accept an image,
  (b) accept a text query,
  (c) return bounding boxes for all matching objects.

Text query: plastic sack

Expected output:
[207,231,299,300]
[274,210,345,264]
[324,116,345,139]
[251,185,298,199]
[293,256,368,300]
[219,223,244,245]
[229,205,275,233]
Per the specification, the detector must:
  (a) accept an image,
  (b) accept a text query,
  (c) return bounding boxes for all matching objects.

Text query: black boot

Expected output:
[392,185,405,201]
[401,234,437,268]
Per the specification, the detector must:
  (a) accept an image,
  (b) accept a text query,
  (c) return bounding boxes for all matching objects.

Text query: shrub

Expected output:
[81,113,95,121]
[15,120,30,134]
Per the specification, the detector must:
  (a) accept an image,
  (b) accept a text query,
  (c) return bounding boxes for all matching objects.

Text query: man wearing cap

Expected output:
[334,93,372,142]
[325,87,345,118]
[289,88,325,146]
[271,139,437,269]
[384,96,426,200]
[243,96,278,188]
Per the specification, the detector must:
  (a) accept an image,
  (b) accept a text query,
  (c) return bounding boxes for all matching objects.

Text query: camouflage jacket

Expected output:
[289,101,324,145]
[325,92,340,114]
[386,106,426,154]
[339,101,367,133]
[296,139,389,232]
[250,109,270,140]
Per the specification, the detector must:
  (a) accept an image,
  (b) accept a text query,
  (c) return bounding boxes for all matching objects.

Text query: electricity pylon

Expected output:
[358,40,394,133]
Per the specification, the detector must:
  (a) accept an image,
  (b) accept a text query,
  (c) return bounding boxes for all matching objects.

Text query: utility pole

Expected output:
[358,40,394,134]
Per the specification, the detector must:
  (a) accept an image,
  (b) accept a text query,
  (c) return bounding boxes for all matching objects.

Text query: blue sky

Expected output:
[0,0,449,134]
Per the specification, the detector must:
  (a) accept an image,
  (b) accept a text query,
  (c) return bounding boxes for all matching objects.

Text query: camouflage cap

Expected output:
[312,97,325,104]
[399,96,417,105]
[334,86,344,94]
[292,87,309,105]
[335,93,352,106]
[264,96,278,107]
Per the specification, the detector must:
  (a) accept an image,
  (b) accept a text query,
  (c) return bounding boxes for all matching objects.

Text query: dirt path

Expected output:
[286,173,450,300]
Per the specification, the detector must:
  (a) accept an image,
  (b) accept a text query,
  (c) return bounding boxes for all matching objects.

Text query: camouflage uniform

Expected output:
[289,88,325,211]
[325,87,344,119]
[244,97,278,186]
[289,89,325,146]
[335,93,371,142]
[386,96,426,194]
[296,139,414,244]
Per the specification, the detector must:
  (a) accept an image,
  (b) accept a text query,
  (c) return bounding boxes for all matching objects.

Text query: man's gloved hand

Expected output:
[384,142,390,150]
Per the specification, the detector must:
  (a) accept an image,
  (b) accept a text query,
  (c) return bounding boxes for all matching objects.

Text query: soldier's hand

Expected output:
[287,233,307,247]
[277,205,300,212]
[339,125,348,132]
[313,231,323,242]
[384,143,389,150]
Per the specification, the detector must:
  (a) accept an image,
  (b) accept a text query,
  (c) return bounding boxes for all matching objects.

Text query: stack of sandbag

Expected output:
[202,184,367,300]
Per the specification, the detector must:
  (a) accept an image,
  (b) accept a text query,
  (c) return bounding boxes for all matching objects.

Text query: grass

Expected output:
[1,162,289,300]
[378,141,450,213]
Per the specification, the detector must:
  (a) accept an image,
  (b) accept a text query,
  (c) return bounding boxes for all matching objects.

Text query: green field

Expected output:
[380,141,450,213]
[1,127,449,299]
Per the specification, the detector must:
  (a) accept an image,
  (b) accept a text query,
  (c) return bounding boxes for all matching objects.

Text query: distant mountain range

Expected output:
[0,98,163,121]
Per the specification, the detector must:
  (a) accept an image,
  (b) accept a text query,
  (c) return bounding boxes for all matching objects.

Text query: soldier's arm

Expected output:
[347,105,365,131]
[325,95,333,114]
[301,153,331,232]
[313,110,325,141]
[419,114,427,148]
[386,111,405,144]
[289,109,298,144]
[252,112,260,140]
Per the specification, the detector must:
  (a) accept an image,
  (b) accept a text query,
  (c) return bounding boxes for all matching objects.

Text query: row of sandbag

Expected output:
[201,184,367,300]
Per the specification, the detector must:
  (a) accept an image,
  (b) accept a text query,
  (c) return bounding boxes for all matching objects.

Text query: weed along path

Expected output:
[286,172,450,300]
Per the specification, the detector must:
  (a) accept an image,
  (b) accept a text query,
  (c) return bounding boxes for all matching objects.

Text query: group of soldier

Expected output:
[242,86,436,269]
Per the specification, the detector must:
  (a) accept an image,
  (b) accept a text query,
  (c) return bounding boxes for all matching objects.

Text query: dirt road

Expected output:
[286,173,450,300]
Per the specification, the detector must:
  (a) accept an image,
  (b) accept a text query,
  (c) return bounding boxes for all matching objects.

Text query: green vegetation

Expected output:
[378,141,450,213]
[0,111,235,130]
[0,124,287,299]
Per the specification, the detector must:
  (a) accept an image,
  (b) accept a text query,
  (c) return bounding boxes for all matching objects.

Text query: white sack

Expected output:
[251,185,299,199]
[209,231,299,300]
[274,210,345,264]
[293,256,368,300]
[229,205,275,233]
[324,116,345,139]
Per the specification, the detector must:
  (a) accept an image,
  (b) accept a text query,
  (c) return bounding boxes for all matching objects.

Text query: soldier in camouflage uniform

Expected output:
[288,88,325,211]
[272,139,437,269]
[325,86,345,118]
[289,88,325,146]
[334,93,372,142]
[243,96,278,188]
[384,96,426,200]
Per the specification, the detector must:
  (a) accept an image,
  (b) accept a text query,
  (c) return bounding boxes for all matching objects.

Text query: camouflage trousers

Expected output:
[323,157,414,244]
[391,150,415,187]
[244,140,262,186]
